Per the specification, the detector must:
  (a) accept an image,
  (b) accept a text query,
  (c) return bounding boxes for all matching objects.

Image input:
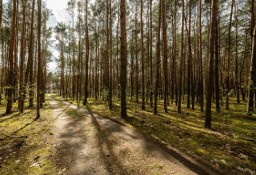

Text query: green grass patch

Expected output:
[0,95,60,175]
[83,96,256,175]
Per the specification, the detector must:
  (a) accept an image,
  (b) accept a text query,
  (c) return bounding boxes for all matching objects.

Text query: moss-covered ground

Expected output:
[1,94,255,175]
[0,94,60,175]
[67,96,256,175]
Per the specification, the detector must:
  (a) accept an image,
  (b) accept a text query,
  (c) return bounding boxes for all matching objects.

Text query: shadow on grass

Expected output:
[0,111,34,124]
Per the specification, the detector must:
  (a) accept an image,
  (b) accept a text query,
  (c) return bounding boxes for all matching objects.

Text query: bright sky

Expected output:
[46,0,71,73]
[46,0,95,73]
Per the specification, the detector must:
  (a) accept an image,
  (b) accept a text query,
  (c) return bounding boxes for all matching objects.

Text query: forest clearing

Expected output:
[1,0,256,174]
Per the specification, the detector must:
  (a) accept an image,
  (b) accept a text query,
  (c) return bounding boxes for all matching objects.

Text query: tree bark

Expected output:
[120,0,128,119]
[163,0,168,113]
[141,0,145,110]
[154,0,162,115]
[6,0,17,114]
[18,0,26,113]
[205,0,218,129]
[37,0,42,119]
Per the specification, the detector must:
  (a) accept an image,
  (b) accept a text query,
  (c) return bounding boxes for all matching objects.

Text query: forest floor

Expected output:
[0,94,213,175]
[0,94,255,175]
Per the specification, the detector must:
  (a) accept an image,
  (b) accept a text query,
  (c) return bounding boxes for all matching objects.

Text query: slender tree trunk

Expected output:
[19,0,26,113]
[135,3,139,103]
[240,33,248,102]
[235,4,240,104]
[178,0,184,113]
[205,0,218,129]
[83,0,89,105]
[215,14,220,112]
[120,0,128,119]
[226,0,234,110]
[141,0,145,110]
[149,0,153,108]
[6,0,17,114]
[172,0,177,106]
[36,0,42,119]
[247,0,255,115]
[109,0,113,110]
[247,28,256,115]
[199,0,204,112]
[163,0,168,113]
[187,0,192,109]
[28,0,35,109]
[130,37,134,100]
[154,0,161,114]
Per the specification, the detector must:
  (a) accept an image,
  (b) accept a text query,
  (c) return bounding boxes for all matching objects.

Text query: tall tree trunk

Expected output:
[135,2,139,103]
[6,0,17,114]
[141,0,145,110]
[235,3,240,104]
[19,0,26,113]
[240,33,248,102]
[187,0,192,109]
[172,0,177,106]
[215,14,220,112]
[130,34,134,100]
[198,0,204,112]
[109,0,113,110]
[205,0,218,129]
[28,0,35,109]
[154,0,161,114]
[247,24,256,114]
[226,0,234,110]
[247,0,255,115]
[83,0,89,105]
[149,0,153,108]
[120,0,128,119]
[178,0,184,113]
[37,0,42,119]
[104,0,110,105]
[163,0,168,113]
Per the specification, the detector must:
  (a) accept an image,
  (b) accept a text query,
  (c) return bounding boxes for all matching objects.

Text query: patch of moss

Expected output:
[0,96,60,175]
[84,96,256,175]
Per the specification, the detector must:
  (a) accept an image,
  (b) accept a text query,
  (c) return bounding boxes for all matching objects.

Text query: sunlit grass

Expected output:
[81,95,256,175]
[0,95,59,175]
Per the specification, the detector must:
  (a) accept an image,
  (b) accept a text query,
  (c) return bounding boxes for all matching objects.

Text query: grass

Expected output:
[0,95,60,175]
[79,96,256,175]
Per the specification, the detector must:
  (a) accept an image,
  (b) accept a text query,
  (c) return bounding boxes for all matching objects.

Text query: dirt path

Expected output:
[50,97,208,175]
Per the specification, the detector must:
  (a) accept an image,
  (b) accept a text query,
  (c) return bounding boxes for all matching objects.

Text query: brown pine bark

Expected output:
[83,0,89,105]
[6,0,17,114]
[198,0,204,112]
[18,0,26,113]
[226,0,234,110]
[154,0,162,114]
[163,0,168,113]
[171,0,177,106]
[149,0,153,108]
[28,0,35,109]
[36,0,42,119]
[187,0,192,109]
[215,14,220,112]
[178,0,184,113]
[120,0,128,119]
[109,0,113,110]
[205,0,218,129]
[141,0,145,110]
